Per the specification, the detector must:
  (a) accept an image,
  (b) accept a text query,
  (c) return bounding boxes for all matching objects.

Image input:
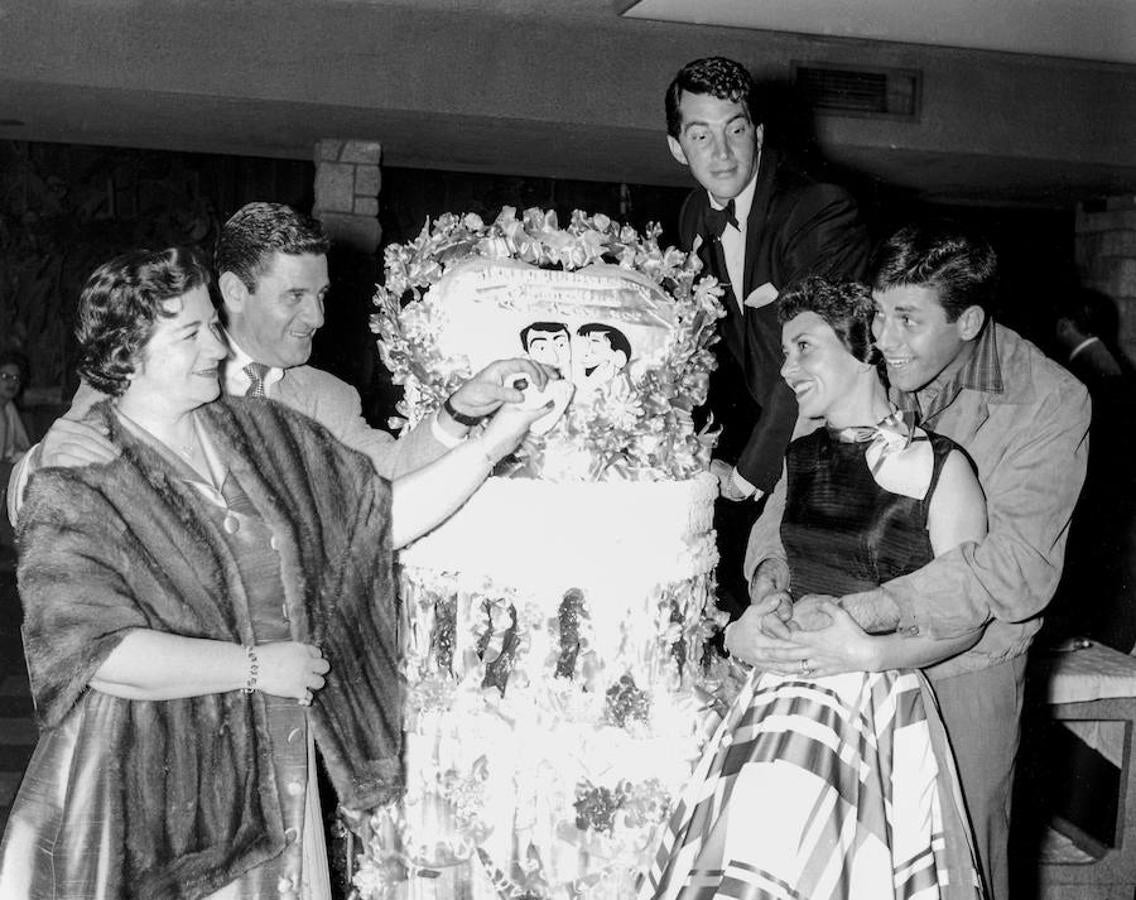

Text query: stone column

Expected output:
[313,139,382,254]
[1076,195,1136,362]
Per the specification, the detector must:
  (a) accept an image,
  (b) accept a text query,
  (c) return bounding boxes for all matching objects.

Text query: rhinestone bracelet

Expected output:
[243,644,259,694]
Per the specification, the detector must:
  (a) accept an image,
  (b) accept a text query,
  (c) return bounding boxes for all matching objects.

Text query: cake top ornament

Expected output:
[373,206,725,482]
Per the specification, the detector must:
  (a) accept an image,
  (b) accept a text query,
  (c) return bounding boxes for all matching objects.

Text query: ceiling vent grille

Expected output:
[792,63,921,120]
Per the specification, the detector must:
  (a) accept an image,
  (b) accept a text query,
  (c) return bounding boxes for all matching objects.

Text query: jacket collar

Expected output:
[893,320,1019,431]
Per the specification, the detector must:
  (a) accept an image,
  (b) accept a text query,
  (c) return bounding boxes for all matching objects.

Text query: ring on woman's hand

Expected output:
[299,691,313,707]
[799,658,813,676]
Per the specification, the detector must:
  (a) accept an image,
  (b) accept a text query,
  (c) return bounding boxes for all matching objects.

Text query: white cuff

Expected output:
[730,466,757,499]
[430,411,467,449]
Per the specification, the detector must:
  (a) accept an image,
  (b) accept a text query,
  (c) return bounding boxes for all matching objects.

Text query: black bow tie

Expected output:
[704,199,739,241]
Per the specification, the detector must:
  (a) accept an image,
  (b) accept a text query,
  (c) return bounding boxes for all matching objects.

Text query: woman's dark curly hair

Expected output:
[777,276,879,365]
[76,246,213,397]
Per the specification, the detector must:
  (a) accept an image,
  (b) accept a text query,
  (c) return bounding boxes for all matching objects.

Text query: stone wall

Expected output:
[313,139,382,254]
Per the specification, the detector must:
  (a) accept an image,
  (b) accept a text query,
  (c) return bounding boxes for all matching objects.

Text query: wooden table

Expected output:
[1028,642,1136,895]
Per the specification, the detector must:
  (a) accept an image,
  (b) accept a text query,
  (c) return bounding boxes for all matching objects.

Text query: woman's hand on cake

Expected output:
[476,396,556,462]
[439,358,556,436]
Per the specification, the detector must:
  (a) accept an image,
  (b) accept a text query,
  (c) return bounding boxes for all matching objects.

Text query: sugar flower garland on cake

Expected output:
[372,207,726,481]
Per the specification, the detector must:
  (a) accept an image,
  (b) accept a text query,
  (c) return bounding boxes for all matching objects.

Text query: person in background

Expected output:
[1046,288,1136,651]
[0,349,30,464]
[0,246,550,898]
[7,202,541,519]
[1055,287,1126,385]
[0,349,31,551]
[733,223,1090,900]
[664,56,870,617]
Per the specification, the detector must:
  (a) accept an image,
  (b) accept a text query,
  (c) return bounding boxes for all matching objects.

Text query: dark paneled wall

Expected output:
[0,140,692,424]
[0,141,313,404]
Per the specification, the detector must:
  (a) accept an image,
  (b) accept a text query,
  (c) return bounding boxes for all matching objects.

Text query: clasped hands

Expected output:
[723,559,870,677]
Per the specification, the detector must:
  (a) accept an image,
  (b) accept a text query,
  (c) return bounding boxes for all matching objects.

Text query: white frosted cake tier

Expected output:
[398,473,718,598]
[355,474,722,899]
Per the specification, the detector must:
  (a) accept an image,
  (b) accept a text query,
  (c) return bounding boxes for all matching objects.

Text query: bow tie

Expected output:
[704,199,739,241]
[829,409,918,473]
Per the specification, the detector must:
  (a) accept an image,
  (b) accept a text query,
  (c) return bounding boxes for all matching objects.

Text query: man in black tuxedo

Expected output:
[665,56,869,615]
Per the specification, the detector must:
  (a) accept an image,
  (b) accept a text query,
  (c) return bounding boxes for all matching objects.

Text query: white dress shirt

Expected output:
[709,166,759,313]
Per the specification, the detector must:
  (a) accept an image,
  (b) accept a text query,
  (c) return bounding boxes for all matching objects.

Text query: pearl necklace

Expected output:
[170,417,202,463]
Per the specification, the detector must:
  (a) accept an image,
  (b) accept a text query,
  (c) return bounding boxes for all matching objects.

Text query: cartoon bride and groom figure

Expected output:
[519,320,632,393]
[509,320,634,433]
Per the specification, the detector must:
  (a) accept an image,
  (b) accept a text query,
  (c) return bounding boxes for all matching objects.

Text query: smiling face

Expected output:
[575,326,630,386]
[780,311,871,424]
[667,91,762,205]
[124,285,227,413]
[0,363,21,405]
[223,251,329,369]
[578,332,612,373]
[871,284,976,394]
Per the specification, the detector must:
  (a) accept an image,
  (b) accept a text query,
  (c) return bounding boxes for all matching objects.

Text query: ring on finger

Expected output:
[799,657,813,676]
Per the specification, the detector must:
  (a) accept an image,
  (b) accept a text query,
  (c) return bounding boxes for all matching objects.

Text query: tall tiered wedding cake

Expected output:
[355,208,729,899]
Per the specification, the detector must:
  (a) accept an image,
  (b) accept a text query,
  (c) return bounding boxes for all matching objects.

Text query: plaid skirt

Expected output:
[640,669,984,900]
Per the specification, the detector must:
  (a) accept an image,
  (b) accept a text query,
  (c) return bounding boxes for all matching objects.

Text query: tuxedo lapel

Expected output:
[713,242,746,364]
[692,197,745,365]
[742,148,778,300]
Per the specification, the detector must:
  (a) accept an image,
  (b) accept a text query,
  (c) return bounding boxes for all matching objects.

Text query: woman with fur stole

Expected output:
[0,247,549,899]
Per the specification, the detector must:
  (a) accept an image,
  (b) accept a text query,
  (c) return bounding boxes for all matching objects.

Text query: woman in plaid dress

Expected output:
[645,278,986,900]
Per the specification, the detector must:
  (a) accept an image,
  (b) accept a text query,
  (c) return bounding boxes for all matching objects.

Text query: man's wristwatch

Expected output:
[442,395,483,428]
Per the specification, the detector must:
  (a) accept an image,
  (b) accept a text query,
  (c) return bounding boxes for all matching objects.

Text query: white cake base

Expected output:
[355,475,723,899]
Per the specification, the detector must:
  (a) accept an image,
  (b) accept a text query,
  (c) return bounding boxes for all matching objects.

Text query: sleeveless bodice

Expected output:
[782,429,955,600]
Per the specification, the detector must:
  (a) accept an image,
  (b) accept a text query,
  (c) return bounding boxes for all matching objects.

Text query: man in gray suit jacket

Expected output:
[7,202,546,516]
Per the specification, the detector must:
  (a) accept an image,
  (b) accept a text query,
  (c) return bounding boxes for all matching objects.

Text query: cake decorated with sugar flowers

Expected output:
[354,207,731,899]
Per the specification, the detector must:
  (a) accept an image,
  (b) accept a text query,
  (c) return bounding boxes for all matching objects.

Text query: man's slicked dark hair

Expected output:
[871,222,998,322]
[77,246,212,397]
[519,321,570,352]
[665,57,759,139]
[778,276,878,365]
[214,202,330,293]
[577,322,633,362]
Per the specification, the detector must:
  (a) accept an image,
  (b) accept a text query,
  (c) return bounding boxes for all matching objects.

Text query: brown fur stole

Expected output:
[18,397,401,898]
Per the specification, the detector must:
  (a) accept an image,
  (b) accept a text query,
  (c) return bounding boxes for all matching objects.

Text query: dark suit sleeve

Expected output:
[777,183,870,285]
[735,182,869,493]
[676,190,702,251]
[736,378,797,493]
